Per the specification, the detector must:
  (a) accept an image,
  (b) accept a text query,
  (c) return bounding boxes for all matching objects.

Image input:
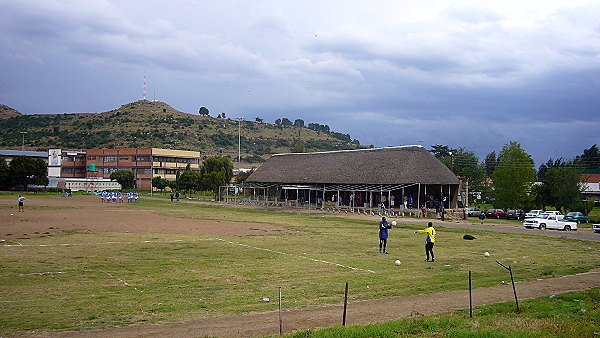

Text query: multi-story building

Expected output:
[85,148,201,190]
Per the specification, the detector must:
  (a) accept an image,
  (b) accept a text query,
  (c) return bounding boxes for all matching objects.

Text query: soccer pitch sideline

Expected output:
[0,195,599,335]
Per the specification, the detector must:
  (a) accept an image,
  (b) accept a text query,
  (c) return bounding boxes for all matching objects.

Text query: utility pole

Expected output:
[20,131,27,151]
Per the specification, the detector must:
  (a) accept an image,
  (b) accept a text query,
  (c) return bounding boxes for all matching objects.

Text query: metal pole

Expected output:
[496,260,520,313]
[342,282,349,326]
[469,270,473,318]
[509,266,520,313]
[278,286,283,335]
[20,131,27,151]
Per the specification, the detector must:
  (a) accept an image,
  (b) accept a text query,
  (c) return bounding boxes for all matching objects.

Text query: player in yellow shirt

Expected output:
[415,222,436,262]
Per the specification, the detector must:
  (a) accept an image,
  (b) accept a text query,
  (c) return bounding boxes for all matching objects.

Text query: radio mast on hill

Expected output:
[143,71,147,101]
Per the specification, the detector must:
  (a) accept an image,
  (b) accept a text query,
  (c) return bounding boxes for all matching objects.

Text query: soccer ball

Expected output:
[391,221,397,226]
[484,252,491,257]
[395,260,401,265]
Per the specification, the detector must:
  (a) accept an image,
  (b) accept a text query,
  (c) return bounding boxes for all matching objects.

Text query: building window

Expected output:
[135,156,151,162]
[103,156,118,163]
[87,156,96,160]
[119,156,129,160]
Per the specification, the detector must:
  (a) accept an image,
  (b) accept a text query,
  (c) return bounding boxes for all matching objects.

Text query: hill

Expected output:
[0,104,22,120]
[0,101,366,165]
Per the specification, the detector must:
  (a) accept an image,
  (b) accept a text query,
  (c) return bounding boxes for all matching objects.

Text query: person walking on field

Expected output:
[18,195,26,212]
[378,216,393,254]
[170,191,174,202]
[415,222,436,262]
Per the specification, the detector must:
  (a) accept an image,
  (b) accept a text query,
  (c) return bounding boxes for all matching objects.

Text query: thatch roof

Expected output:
[247,146,460,185]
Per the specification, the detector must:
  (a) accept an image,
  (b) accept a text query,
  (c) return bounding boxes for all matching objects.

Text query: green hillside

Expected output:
[0,101,366,165]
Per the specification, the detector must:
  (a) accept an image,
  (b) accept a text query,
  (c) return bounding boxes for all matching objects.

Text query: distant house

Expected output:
[242,146,464,210]
[580,170,600,204]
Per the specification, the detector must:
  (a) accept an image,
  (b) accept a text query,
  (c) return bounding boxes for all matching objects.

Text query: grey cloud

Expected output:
[445,7,502,24]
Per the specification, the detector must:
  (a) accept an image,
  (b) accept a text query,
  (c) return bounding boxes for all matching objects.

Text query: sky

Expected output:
[1,0,599,165]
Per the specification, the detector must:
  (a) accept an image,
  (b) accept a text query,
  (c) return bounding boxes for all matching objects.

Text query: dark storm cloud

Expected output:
[1,0,599,166]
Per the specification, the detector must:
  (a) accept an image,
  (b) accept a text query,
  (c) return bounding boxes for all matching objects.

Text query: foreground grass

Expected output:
[1,196,599,334]
[284,287,600,337]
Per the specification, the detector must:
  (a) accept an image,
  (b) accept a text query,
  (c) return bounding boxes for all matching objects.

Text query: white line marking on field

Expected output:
[0,270,94,278]
[104,272,143,293]
[0,238,216,248]
[215,238,376,273]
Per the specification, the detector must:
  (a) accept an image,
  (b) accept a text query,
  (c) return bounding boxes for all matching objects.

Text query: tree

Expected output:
[109,170,135,189]
[537,158,569,181]
[255,117,263,123]
[281,118,292,126]
[573,144,600,169]
[9,156,49,189]
[290,141,305,153]
[177,169,201,196]
[200,156,233,193]
[152,176,168,191]
[275,118,282,126]
[198,107,210,116]
[293,119,305,128]
[236,169,255,183]
[492,142,536,210]
[484,151,497,177]
[430,144,454,159]
[540,167,583,213]
[0,158,9,189]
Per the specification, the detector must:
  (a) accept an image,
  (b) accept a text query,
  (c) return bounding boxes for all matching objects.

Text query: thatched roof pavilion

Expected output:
[235,146,464,212]
[247,146,459,185]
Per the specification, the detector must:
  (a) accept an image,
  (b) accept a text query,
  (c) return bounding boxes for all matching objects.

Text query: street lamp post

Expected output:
[20,131,27,151]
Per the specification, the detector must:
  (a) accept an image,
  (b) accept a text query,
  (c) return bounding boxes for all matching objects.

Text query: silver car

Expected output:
[466,207,483,217]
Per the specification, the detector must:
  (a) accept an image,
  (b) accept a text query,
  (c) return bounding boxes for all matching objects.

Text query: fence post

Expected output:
[342,282,349,326]
[278,286,283,335]
[468,270,472,318]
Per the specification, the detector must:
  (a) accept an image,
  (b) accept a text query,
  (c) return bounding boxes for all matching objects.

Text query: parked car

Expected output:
[525,210,544,218]
[485,209,507,219]
[507,209,525,220]
[466,207,483,217]
[523,212,577,231]
[563,212,588,224]
[593,224,600,233]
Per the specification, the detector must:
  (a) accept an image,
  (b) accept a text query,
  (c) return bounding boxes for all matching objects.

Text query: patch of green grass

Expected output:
[0,197,599,335]
[284,287,600,337]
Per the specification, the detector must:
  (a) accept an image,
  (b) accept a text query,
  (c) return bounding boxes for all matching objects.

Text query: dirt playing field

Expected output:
[2,195,599,337]
[0,196,296,239]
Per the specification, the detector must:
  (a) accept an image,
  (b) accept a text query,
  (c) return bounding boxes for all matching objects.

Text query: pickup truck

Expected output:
[525,210,544,218]
[523,212,577,231]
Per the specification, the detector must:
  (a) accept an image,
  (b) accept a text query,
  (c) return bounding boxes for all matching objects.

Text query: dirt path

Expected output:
[48,269,600,337]
[0,196,297,239]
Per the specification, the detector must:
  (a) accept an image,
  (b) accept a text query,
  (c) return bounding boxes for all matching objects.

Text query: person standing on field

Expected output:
[18,195,26,212]
[379,216,393,254]
[415,222,436,262]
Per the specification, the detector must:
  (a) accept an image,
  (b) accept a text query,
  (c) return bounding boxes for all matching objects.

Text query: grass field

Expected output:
[284,287,600,337]
[1,196,599,335]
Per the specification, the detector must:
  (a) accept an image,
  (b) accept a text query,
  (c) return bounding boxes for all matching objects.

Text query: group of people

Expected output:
[379,217,436,262]
[99,191,139,203]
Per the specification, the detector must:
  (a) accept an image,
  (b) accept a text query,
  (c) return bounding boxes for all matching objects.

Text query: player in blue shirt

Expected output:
[379,216,393,254]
